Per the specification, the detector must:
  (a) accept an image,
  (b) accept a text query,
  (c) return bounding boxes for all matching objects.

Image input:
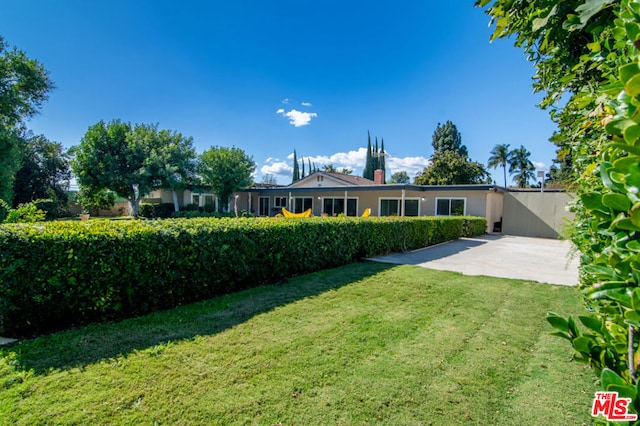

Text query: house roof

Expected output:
[288,171,375,188]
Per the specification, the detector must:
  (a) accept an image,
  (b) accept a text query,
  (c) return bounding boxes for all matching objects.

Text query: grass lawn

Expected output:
[0,262,595,425]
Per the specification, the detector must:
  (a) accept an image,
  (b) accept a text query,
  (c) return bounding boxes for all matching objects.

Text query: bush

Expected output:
[3,202,46,223]
[138,203,155,218]
[0,200,9,222]
[0,216,486,336]
[155,203,175,218]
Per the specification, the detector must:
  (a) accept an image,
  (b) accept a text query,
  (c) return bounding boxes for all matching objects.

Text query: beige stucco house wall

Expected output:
[148,172,574,239]
[501,191,575,238]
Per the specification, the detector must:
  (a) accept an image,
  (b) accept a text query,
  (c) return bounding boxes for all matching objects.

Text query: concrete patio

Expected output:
[368,234,580,286]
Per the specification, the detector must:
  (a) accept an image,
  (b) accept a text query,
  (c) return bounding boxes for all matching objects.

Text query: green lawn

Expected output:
[1,262,595,425]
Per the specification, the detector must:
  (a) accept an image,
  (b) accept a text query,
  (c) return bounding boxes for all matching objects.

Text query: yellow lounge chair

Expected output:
[360,208,371,218]
[282,207,312,218]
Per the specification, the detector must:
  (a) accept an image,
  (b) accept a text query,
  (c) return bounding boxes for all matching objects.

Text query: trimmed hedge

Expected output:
[0,216,486,336]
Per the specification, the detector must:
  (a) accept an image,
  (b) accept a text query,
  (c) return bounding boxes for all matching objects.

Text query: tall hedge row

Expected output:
[0,216,485,336]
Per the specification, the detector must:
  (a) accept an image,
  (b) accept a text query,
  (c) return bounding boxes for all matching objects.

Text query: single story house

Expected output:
[148,171,574,238]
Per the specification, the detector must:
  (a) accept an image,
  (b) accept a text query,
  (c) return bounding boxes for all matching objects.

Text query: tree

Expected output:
[414,150,490,185]
[199,146,255,213]
[72,120,197,217]
[487,144,511,187]
[0,130,23,202]
[508,145,535,188]
[416,121,488,185]
[322,163,337,173]
[0,36,54,130]
[0,36,54,203]
[431,120,468,157]
[338,168,353,175]
[291,150,300,183]
[261,174,277,186]
[388,171,410,184]
[363,131,373,180]
[13,133,70,206]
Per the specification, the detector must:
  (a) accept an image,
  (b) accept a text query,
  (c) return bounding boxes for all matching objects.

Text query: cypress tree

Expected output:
[363,131,373,180]
[301,157,305,178]
[380,138,386,184]
[292,150,299,183]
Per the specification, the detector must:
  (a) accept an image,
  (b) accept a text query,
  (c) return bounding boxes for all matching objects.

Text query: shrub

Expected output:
[0,200,9,222]
[138,203,155,218]
[155,203,175,218]
[3,202,46,223]
[0,216,486,336]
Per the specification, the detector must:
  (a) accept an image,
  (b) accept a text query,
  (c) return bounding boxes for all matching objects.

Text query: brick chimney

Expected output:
[374,169,385,185]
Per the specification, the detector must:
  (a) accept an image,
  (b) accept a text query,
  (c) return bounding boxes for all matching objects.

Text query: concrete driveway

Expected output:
[368,234,580,286]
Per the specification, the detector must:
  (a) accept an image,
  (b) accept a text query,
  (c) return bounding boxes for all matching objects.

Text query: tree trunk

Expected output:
[172,190,179,212]
[130,187,140,218]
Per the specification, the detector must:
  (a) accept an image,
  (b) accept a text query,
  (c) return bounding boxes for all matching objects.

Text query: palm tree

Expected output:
[508,146,536,188]
[487,144,510,187]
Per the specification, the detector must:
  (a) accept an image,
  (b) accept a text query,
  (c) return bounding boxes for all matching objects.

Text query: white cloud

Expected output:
[301,102,312,107]
[260,161,292,177]
[277,109,318,127]
[386,154,431,178]
[281,98,290,104]
[533,161,546,170]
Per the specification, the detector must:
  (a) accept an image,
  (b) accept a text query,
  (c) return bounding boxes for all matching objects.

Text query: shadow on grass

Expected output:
[1,261,394,375]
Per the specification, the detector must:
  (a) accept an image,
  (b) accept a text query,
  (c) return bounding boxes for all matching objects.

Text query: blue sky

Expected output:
[2,1,558,186]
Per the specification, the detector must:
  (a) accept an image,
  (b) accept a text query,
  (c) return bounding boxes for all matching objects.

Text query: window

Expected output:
[203,194,216,212]
[404,199,419,216]
[293,197,313,213]
[380,199,400,216]
[259,197,270,216]
[191,194,200,206]
[323,198,358,216]
[274,197,287,208]
[435,197,466,216]
[379,198,420,216]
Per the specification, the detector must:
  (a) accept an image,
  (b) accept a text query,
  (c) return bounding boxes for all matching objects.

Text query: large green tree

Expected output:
[72,120,196,217]
[414,150,489,185]
[487,143,511,187]
[431,120,468,157]
[12,133,70,206]
[0,36,54,129]
[0,36,54,203]
[199,146,255,213]
[388,171,411,184]
[0,130,23,203]
[416,120,489,185]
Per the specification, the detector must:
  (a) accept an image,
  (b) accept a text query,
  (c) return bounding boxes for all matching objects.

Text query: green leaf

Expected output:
[603,193,631,211]
[581,192,605,210]
[625,124,640,144]
[627,73,640,98]
[547,312,570,333]
[614,218,640,231]
[626,22,640,43]
[621,63,640,84]
[571,0,615,30]
[601,368,627,390]
[606,118,636,136]
[609,383,637,400]
[572,336,592,353]
[579,315,603,333]
[532,5,558,31]
[632,204,640,228]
